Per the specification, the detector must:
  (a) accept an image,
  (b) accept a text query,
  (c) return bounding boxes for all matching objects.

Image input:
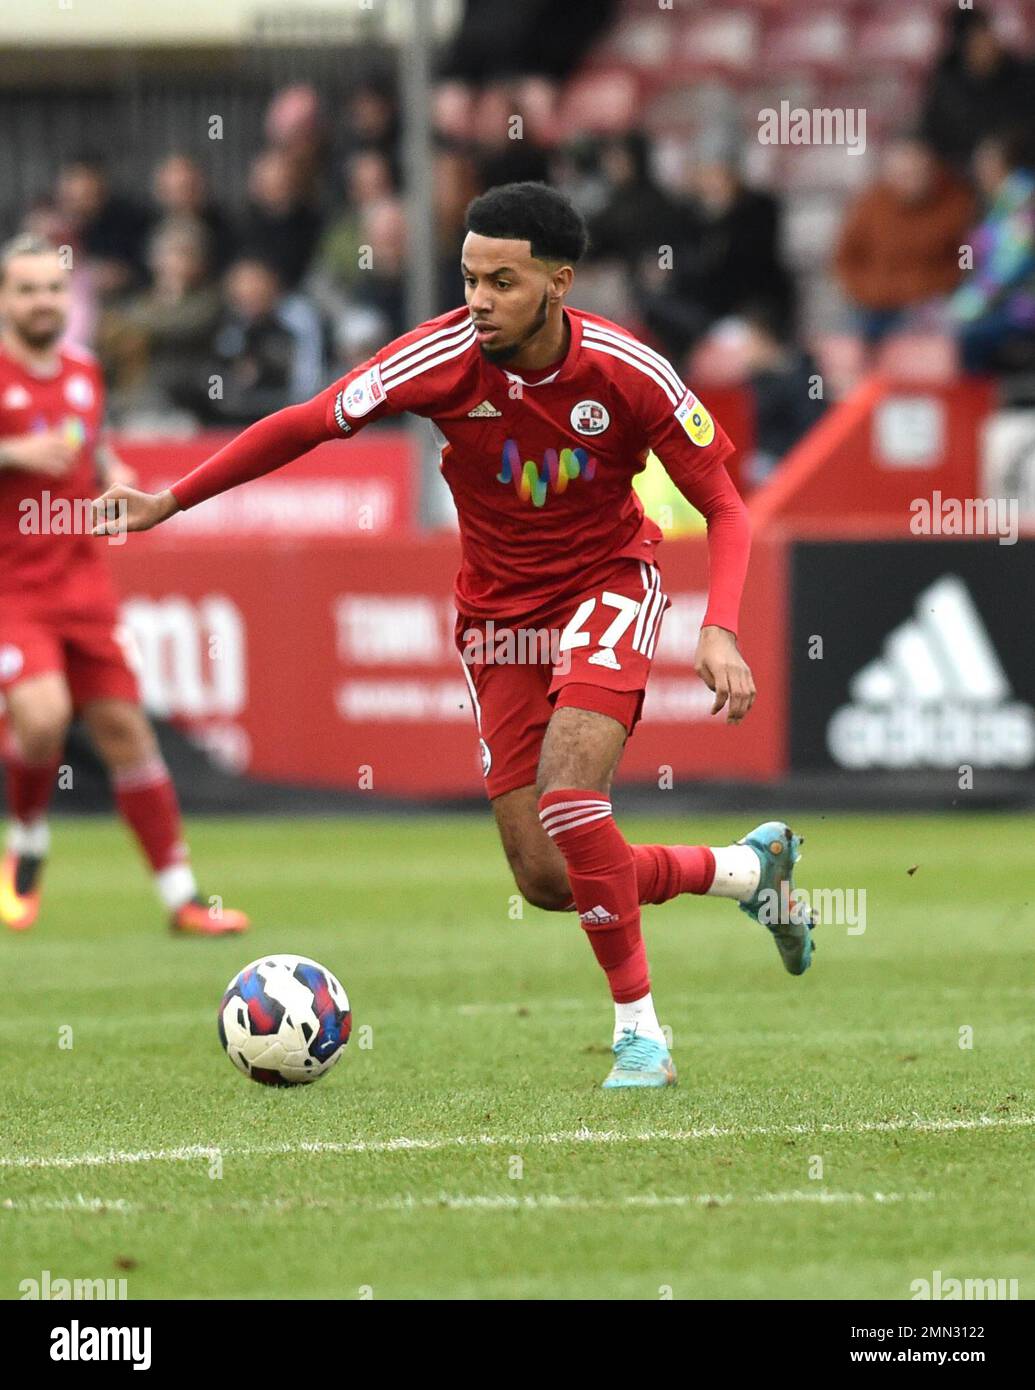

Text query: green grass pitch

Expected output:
[1,811,1032,1300]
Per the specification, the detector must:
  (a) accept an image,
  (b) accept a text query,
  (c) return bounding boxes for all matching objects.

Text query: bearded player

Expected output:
[95,183,814,1085]
[0,234,249,936]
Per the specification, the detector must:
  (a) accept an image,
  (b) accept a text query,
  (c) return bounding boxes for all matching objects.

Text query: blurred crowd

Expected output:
[5,2,1034,478]
[837,7,1035,378]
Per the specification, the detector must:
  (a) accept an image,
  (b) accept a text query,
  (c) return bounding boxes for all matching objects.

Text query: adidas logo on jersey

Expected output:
[467,399,501,418]
[579,905,620,925]
[587,648,622,671]
[827,574,1035,770]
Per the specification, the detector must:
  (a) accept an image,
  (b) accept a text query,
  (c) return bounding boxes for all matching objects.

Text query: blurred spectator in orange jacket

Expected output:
[835,136,974,347]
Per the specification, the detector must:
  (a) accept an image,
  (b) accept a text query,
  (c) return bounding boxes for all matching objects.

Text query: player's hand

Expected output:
[91,485,180,536]
[0,430,77,476]
[694,625,756,724]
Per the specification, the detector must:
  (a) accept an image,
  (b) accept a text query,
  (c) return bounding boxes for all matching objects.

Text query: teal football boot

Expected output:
[601,1028,677,1089]
[737,821,815,976]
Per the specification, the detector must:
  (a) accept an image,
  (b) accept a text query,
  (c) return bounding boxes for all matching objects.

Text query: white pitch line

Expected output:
[1,1112,1032,1172]
[366,1189,935,1213]
[2,1195,135,1213]
[0,1190,934,1215]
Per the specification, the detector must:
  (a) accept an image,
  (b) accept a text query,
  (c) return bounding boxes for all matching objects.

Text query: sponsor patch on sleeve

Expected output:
[675,391,715,447]
[340,363,385,420]
[332,390,353,435]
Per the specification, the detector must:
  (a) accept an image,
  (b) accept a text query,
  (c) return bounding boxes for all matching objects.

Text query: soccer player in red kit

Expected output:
[95,183,814,1085]
[0,234,248,935]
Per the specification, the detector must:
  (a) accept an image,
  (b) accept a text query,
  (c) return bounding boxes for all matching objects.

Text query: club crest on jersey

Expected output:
[497,439,597,508]
[570,399,610,436]
[675,391,715,447]
[64,373,94,410]
[340,364,385,419]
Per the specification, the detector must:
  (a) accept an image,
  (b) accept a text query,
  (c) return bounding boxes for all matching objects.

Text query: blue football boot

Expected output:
[737,821,815,975]
[601,1028,677,1089]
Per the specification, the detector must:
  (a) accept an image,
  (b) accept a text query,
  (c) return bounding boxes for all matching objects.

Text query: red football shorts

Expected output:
[0,605,140,710]
[455,558,670,799]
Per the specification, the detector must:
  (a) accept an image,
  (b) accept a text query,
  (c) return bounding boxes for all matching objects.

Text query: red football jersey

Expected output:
[171,305,750,631]
[321,306,739,622]
[0,344,116,614]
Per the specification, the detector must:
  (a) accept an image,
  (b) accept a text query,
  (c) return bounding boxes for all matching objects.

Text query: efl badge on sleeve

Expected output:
[341,364,385,420]
[675,391,715,447]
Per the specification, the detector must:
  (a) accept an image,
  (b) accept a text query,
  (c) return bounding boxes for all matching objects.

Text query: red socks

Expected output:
[538,789,649,1004]
[553,843,717,912]
[4,746,60,824]
[633,843,716,904]
[112,757,187,872]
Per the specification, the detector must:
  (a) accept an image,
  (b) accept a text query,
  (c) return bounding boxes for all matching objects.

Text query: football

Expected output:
[218,954,351,1086]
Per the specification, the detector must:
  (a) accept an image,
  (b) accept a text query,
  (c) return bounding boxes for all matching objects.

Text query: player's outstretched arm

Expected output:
[91,484,180,534]
[91,390,339,537]
[668,466,755,723]
[653,431,755,722]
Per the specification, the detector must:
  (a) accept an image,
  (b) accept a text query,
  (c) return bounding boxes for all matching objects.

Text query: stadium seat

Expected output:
[680,11,761,78]
[688,330,753,388]
[856,8,943,72]
[811,333,868,399]
[643,78,739,139]
[587,15,673,70]
[555,69,641,137]
[761,11,853,77]
[874,333,960,383]
[820,73,920,138]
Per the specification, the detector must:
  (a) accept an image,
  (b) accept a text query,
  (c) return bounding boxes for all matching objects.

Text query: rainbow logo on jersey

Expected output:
[31,414,87,449]
[497,439,597,508]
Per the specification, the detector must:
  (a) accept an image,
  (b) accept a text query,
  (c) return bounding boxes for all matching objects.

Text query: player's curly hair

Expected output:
[465,182,589,265]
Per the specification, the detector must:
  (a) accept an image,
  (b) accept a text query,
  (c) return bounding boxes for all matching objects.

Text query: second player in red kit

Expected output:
[96,183,817,1086]
[0,235,248,935]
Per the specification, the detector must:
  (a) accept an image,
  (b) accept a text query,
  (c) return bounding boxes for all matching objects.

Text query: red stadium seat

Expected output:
[688,331,753,388]
[761,10,853,77]
[875,333,960,383]
[555,69,642,139]
[587,15,673,70]
[856,8,943,72]
[811,333,868,399]
[681,11,761,77]
[643,78,739,138]
[821,73,920,137]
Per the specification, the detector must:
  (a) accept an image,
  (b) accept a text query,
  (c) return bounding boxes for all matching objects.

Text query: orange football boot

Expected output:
[171,896,250,936]
[0,851,43,931]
